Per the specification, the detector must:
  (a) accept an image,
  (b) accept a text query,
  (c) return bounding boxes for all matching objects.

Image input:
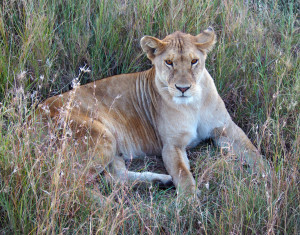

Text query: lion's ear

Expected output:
[195,27,216,53]
[140,36,166,60]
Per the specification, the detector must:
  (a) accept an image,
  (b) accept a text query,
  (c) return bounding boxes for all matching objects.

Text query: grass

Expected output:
[0,0,299,234]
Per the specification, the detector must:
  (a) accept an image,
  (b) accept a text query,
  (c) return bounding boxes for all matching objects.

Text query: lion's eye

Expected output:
[191,59,198,65]
[165,60,173,66]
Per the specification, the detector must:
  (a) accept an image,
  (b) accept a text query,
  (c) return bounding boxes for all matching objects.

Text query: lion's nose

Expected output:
[175,84,191,93]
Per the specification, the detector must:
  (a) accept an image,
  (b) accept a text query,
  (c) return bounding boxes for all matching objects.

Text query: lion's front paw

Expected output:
[176,183,199,198]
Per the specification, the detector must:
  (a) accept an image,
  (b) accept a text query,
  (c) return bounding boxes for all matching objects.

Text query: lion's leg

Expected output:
[107,156,173,187]
[162,145,197,195]
[67,115,117,179]
[213,120,269,174]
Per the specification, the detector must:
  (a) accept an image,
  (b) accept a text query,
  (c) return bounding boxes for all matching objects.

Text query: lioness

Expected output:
[38,28,267,195]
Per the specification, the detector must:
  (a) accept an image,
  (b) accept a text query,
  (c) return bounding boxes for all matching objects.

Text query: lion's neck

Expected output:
[133,67,159,127]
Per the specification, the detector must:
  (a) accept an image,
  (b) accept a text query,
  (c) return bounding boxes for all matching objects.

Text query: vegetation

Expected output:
[0,0,299,233]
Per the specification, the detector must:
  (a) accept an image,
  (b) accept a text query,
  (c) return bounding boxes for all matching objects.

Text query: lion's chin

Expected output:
[172,96,194,105]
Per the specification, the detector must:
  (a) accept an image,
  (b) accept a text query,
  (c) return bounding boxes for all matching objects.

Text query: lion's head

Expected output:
[141,28,216,104]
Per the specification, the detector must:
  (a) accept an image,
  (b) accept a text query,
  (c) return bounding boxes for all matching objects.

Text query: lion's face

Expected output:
[141,28,216,104]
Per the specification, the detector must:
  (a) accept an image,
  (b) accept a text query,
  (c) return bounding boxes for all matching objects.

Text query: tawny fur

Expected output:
[38,28,267,195]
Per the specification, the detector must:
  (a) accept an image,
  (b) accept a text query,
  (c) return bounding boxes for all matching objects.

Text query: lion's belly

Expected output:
[109,117,162,159]
[117,131,162,160]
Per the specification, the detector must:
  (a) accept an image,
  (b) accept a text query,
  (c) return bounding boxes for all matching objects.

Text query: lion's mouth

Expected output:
[179,93,190,98]
[173,95,194,104]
